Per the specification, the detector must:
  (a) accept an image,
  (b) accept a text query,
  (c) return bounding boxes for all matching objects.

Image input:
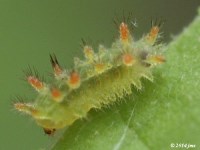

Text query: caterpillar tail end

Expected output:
[14,103,38,117]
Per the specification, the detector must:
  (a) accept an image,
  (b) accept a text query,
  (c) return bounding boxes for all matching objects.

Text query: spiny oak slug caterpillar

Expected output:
[14,19,165,135]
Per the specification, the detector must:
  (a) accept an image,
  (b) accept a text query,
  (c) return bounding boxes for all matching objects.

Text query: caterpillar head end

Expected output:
[43,128,56,136]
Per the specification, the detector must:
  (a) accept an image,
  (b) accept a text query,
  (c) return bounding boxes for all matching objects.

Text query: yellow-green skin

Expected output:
[35,64,153,129]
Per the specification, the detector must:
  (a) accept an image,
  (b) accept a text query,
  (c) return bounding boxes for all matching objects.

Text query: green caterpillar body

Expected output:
[14,21,165,135]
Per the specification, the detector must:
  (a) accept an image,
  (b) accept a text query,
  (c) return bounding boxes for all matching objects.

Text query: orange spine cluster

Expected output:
[83,46,94,62]
[50,54,63,77]
[122,53,135,66]
[27,76,44,91]
[67,71,81,89]
[120,22,130,43]
[51,88,63,102]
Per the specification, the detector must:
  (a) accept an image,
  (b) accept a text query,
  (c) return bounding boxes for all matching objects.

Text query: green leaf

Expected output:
[51,9,200,150]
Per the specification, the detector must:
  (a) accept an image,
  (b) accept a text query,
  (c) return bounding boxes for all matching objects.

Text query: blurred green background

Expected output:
[0,0,199,149]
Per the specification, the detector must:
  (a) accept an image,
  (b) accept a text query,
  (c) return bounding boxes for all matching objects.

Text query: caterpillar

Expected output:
[14,19,165,135]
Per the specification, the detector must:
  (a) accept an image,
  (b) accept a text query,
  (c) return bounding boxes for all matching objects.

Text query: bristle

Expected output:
[23,66,43,82]
[98,45,106,56]
[74,57,82,68]
[27,76,44,91]
[120,22,130,43]
[50,54,63,77]
[83,46,94,62]
[122,53,135,66]
[67,71,81,89]
[14,103,38,116]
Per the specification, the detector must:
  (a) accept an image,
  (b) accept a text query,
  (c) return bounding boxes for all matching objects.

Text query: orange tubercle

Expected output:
[151,26,159,35]
[122,53,135,66]
[51,88,63,102]
[54,64,63,76]
[120,22,129,43]
[67,71,81,89]
[146,26,160,44]
[28,76,44,90]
